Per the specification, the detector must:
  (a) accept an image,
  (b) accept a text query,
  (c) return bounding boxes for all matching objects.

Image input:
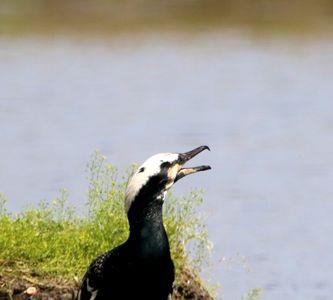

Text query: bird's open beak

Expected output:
[175,145,211,182]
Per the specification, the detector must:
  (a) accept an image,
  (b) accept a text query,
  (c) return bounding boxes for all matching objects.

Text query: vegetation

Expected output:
[0,151,213,298]
[243,288,262,300]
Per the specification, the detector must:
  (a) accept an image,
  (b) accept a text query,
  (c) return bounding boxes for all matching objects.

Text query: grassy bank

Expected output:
[0,151,213,299]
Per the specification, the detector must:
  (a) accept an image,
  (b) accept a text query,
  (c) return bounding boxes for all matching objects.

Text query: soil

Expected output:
[0,269,213,300]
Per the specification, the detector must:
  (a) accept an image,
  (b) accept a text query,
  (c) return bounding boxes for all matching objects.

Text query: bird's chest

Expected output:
[105,249,174,299]
[131,238,173,274]
[125,239,174,282]
[127,255,174,297]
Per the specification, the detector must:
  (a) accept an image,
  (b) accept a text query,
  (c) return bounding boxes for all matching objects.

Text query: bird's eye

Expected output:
[138,167,145,173]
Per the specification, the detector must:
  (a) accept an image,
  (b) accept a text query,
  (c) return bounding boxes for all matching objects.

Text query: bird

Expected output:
[77,145,211,300]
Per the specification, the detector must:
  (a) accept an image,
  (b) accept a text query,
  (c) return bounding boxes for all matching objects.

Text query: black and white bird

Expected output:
[78,146,211,300]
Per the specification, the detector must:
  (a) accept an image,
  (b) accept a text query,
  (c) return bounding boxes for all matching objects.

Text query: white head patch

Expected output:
[125,153,179,213]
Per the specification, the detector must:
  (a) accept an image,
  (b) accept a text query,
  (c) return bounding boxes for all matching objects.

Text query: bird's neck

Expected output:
[128,197,165,236]
[127,194,170,255]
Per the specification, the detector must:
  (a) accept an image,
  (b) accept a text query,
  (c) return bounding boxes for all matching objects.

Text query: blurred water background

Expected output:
[1,1,333,299]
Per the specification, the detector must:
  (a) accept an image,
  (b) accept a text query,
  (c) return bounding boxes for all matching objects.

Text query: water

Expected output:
[0,32,333,300]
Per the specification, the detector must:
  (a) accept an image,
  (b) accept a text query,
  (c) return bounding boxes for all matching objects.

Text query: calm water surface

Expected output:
[0,32,333,300]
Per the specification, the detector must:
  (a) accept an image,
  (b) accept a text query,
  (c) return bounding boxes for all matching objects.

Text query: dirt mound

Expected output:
[0,270,213,300]
[0,274,76,300]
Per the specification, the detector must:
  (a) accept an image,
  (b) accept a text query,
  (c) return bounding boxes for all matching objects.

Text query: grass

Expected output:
[0,151,212,295]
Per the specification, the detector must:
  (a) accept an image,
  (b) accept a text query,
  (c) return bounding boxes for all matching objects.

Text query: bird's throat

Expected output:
[127,194,170,255]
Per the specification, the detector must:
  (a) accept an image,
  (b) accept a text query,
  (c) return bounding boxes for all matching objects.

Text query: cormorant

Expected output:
[78,146,211,300]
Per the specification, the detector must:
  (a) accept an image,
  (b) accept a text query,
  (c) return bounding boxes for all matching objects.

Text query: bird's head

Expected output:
[125,145,211,214]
